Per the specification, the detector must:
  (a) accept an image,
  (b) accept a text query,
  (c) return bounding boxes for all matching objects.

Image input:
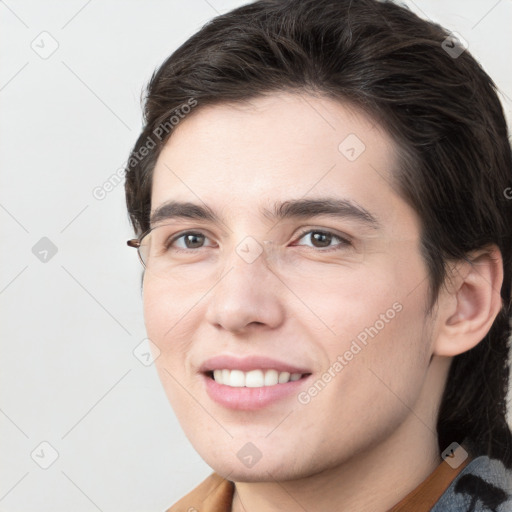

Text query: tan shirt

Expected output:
[167,447,471,512]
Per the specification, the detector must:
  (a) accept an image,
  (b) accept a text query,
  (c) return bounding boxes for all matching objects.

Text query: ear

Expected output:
[432,245,504,357]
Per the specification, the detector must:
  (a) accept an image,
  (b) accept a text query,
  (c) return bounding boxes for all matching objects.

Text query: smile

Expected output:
[200,355,312,410]
[211,369,304,387]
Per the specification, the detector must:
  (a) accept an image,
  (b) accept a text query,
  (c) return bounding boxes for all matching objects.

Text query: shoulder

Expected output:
[432,455,512,511]
[165,472,235,512]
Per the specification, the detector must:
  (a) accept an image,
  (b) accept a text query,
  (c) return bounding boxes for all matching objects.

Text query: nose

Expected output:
[204,246,286,334]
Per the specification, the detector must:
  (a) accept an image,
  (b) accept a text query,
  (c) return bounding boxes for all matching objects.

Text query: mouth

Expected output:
[199,355,312,410]
[206,369,307,387]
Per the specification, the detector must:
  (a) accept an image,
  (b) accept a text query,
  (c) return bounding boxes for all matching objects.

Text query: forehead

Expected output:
[150,92,417,235]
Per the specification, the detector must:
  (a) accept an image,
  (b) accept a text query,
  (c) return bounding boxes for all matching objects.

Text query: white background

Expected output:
[1,1,511,511]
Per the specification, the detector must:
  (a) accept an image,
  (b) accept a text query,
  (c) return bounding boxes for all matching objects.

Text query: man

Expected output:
[125,0,512,509]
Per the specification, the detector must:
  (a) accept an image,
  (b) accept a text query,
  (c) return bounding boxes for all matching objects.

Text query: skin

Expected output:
[142,92,503,511]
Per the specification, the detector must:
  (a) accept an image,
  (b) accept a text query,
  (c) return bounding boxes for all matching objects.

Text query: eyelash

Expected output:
[166,229,352,253]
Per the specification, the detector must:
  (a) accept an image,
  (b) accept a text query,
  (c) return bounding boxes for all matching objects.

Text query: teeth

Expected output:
[230,370,245,387]
[245,369,264,388]
[211,369,303,387]
[264,369,278,386]
[278,371,290,384]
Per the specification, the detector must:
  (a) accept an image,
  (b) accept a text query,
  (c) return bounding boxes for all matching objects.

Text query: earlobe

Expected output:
[433,246,504,357]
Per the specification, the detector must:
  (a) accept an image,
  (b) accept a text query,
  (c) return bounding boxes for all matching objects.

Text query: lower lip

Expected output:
[203,373,310,411]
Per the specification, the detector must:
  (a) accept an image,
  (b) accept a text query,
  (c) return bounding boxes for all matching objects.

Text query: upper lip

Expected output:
[199,355,311,374]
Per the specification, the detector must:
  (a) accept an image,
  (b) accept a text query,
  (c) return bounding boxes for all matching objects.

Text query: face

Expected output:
[143,93,435,482]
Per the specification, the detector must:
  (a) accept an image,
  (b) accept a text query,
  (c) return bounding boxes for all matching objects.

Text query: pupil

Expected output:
[312,232,331,247]
[186,234,204,248]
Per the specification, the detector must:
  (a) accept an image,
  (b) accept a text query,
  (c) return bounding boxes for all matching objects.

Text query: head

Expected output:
[125,0,512,478]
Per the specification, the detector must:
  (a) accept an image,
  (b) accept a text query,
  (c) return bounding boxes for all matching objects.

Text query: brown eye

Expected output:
[167,231,215,251]
[310,231,332,248]
[295,230,351,250]
[183,233,205,248]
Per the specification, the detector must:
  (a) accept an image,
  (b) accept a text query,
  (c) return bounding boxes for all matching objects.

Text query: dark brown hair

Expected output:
[125,0,512,467]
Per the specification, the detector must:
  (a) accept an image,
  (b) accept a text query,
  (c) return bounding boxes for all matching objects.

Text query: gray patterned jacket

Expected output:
[431,455,512,511]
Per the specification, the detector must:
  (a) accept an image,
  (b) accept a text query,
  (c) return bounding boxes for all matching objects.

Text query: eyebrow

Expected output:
[150,197,380,229]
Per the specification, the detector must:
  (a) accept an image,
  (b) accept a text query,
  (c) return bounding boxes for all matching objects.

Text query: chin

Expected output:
[211,461,301,483]
[195,443,314,483]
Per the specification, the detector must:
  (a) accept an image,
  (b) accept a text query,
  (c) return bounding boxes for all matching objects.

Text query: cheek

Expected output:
[142,276,199,371]
[296,247,431,403]
[288,247,425,339]
[323,272,430,412]
[291,296,431,467]
[142,278,207,428]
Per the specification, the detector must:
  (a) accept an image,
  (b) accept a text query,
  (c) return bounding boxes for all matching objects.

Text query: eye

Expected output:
[168,231,216,251]
[162,229,350,253]
[294,229,351,250]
